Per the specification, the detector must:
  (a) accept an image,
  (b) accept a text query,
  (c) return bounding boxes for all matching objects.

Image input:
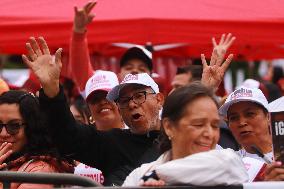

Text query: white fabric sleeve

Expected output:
[155,149,248,186]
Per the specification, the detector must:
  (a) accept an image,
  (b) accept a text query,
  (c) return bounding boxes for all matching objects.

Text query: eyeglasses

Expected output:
[117,91,155,109]
[0,123,25,135]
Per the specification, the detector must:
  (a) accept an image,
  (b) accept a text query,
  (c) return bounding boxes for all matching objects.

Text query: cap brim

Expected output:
[86,88,111,102]
[219,99,269,117]
[106,84,127,102]
[107,83,151,102]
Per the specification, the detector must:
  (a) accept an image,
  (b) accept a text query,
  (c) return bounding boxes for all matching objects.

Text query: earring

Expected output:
[89,116,95,125]
[168,136,172,140]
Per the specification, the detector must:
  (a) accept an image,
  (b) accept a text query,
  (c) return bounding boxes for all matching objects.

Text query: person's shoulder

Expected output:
[20,160,57,173]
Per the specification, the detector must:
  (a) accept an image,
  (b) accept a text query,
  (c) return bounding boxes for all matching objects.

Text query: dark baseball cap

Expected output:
[120,46,153,71]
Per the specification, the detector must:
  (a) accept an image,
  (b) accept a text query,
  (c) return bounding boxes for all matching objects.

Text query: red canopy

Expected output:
[1,0,284,59]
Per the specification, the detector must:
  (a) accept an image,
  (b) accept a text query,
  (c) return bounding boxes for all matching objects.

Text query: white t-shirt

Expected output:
[237,149,273,163]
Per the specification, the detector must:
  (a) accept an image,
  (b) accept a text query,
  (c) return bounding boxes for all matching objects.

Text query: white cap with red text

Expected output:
[106,73,159,101]
[85,70,119,101]
[219,86,269,117]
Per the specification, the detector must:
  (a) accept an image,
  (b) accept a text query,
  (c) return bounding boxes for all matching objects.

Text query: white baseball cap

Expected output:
[85,70,119,101]
[219,86,269,117]
[106,73,159,101]
[241,79,260,89]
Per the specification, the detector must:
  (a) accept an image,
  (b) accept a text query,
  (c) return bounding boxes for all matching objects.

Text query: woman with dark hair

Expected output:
[0,90,74,189]
[123,82,247,186]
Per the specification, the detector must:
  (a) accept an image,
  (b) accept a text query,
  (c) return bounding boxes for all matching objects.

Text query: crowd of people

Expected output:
[0,1,283,188]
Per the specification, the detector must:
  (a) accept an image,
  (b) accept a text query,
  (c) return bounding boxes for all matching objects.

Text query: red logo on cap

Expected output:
[230,88,253,100]
[122,74,138,83]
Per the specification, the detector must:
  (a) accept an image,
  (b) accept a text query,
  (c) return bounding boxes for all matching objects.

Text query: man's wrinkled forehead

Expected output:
[119,84,151,98]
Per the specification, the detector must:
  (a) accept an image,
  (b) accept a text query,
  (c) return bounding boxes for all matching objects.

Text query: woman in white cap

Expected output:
[219,86,284,181]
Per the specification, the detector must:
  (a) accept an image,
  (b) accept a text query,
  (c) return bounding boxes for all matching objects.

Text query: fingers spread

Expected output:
[29,37,43,57]
[25,43,37,61]
[216,49,226,66]
[226,36,236,49]
[201,54,208,68]
[224,33,232,44]
[84,1,93,13]
[212,37,217,47]
[38,37,51,55]
[221,54,234,72]
[86,1,97,14]
[219,33,225,44]
[209,49,218,66]
[22,55,32,68]
[55,48,63,68]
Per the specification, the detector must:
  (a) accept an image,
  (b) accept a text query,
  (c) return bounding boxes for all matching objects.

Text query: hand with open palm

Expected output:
[201,49,233,91]
[201,34,235,90]
[22,37,62,98]
[212,33,236,62]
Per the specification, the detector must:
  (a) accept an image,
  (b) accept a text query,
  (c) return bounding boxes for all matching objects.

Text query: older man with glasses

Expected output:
[107,73,164,135]
[22,36,164,186]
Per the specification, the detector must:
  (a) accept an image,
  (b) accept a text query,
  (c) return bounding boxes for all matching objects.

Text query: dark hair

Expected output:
[273,66,284,84]
[159,82,218,153]
[120,47,153,71]
[71,95,91,124]
[0,90,56,157]
[176,65,202,82]
[262,81,282,103]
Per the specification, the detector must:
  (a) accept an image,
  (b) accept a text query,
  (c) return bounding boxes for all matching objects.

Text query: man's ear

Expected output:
[155,93,164,110]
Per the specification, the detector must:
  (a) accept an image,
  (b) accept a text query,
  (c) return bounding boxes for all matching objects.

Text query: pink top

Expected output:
[8,160,58,189]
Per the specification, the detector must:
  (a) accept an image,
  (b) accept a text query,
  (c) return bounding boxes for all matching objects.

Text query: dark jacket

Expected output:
[39,87,160,186]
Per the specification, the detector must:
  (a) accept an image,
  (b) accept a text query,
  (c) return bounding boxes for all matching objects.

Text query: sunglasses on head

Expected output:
[0,122,25,135]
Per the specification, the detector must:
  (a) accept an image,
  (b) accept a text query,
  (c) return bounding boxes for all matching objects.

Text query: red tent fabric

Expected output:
[1,0,284,59]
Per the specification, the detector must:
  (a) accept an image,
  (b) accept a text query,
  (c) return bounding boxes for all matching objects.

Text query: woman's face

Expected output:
[164,96,220,159]
[0,104,27,153]
[87,91,122,130]
[227,101,271,153]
